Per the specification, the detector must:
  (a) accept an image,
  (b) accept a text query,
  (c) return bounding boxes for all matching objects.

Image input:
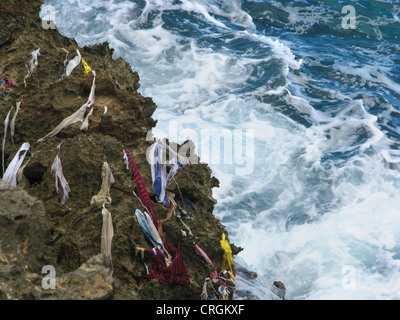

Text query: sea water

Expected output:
[41,0,400,300]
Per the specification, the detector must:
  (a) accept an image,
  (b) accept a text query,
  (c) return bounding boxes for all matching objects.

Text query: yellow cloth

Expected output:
[220,233,235,275]
[82,58,92,76]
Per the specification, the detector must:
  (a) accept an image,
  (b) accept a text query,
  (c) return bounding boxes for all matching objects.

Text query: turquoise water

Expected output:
[42,0,400,299]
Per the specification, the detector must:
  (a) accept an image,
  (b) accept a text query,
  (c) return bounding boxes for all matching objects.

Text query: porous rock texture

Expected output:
[0,0,242,300]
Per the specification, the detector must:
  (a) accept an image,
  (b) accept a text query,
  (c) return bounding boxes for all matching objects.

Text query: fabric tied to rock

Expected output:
[101,204,114,265]
[60,48,69,71]
[64,49,82,77]
[80,107,93,132]
[135,209,170,264]
[24,48,40,87]
[37,70,96,143]
[195,244,214,266]
[2,105,13,176]
[220,233,234,275]
[2,142,30,187]
[82,58,92,76]
[10,100,22,146]
[124,148,157,226]
[143,235,192,294]
[51,147,71,204]
[201,270,236,300]
[90,160,114,206]
[148,141,187,207]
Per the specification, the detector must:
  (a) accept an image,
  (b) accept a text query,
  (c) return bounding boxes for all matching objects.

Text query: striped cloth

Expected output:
[124,148,157,226]
[143,236,193,294]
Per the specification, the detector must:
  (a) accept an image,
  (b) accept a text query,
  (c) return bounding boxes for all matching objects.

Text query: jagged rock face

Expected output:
[0,180,53,300]
[41,254,115,300]
[0,0,241,300]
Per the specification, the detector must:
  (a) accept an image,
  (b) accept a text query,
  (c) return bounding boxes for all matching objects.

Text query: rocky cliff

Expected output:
[0,0,242,300]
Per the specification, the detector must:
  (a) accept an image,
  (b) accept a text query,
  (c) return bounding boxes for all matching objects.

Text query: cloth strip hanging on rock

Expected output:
[195,244,214,266]
[51,145,71,204]
[101,204,114,265]
[24,48,40,87]
[10,100,22,146]
[143,235,193,294]
[59,48,69,79]
[37,70,96,143]
[80,107,93,131]
[64,49,81,77]
[148,140,187,207]
[2,105,13,176]
[220,233,235,275]
[123,148,157,226]
[90,160,114,206]
[2,142,30,187]
[135,209,160,248]
[182,194,198,214]
[201,270,236,300]
[82,58,92,76]
[135,209,170,264]
[148,142,166,205]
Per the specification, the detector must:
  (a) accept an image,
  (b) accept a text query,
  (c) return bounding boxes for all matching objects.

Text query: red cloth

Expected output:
[124,148,158,226]
[143,236,193,294]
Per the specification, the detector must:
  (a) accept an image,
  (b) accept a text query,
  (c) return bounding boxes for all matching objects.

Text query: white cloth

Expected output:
[2,106,13,176]
[148,140,187,205]
[143,209,163,247]
[143,210,171,267]
[10,100,21,146]
[65,49,82,77]
[37,106,86,143]
[51,153,71,204]
[101,205,114,261]
[24,49,40,87]
[31,48,41,61]
[80,107,93,131]
[2,142,30,187]
[37,70,96,143]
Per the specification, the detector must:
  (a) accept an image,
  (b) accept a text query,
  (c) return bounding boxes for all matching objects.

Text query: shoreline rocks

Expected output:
[0,0,242,300]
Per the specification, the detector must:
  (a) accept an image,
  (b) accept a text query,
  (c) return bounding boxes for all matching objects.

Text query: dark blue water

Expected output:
[41,0,400,299]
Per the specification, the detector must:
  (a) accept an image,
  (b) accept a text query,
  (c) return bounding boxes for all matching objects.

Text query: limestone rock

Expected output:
[0,0,241,300]
[0,180,54,299]
[40,254,114,300]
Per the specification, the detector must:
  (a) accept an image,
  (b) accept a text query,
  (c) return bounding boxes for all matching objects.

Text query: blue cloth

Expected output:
[135,209,159,249]
[183,194,198,214]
